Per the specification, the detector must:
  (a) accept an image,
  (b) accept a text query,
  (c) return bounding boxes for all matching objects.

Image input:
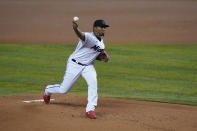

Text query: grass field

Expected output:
[0,44,197,105]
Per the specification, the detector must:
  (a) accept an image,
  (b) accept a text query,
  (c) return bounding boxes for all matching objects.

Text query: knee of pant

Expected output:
[90,76,97,83]
[88,83,97,90]
[88,80,97,88]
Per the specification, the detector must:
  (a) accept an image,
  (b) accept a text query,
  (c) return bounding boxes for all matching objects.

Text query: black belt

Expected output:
[72,59,87,66]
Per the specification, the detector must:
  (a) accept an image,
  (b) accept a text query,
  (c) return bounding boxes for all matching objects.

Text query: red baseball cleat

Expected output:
[86,110,96,119]
[43,84,50,104]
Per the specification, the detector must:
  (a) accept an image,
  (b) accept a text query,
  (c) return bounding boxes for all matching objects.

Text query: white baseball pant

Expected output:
[45,59,98,112]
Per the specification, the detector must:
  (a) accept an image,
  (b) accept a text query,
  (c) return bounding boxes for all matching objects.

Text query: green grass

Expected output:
[0,44,197,105]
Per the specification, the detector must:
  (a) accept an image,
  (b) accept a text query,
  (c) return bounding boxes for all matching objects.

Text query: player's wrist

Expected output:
[72,22,78,29]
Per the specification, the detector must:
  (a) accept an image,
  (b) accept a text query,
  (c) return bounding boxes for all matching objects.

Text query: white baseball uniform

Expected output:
[45,32,105,112]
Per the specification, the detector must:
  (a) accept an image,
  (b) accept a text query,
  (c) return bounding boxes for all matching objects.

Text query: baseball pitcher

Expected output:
[43,18,110,119]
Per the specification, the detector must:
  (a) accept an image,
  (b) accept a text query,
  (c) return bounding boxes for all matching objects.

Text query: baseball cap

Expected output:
[93,20,109,28]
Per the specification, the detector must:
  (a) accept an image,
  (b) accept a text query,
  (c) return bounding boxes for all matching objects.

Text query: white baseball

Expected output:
[73,16,79,22]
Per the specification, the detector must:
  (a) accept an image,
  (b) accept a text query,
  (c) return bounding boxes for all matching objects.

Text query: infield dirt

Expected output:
[0,94,197,131]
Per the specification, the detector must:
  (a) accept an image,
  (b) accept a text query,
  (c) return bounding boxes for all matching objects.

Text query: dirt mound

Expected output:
[0,94,197,131]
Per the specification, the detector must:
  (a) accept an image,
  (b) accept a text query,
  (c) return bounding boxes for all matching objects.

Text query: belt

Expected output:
[72,59,87,66]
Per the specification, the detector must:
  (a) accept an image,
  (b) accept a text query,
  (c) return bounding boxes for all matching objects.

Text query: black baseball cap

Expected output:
[93,20,109,28]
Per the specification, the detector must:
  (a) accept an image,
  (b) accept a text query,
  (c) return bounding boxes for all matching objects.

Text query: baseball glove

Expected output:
[96,51,109,62]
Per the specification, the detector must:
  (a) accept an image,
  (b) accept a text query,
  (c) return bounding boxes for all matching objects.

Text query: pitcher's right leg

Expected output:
[44,61,84,103]
[45,71,80,95]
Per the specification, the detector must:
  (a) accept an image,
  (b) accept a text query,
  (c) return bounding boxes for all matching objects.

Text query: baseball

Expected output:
[73,16,79,22]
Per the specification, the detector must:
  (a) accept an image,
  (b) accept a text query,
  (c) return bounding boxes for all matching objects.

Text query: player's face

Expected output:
[93,26,106,37]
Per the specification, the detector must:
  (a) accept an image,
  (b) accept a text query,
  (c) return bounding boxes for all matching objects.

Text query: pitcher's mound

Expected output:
[0,94,197,131]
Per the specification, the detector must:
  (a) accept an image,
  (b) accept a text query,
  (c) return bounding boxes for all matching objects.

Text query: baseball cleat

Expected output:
[43,84,50,104]
[86,110,96,119]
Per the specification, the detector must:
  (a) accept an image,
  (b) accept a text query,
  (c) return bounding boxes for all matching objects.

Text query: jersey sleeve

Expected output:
[84,32,91,44]
[84,32,98,47]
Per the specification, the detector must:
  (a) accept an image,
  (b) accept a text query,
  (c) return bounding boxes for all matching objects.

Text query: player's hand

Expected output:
[72,21,85,41]
[72,21,78,29]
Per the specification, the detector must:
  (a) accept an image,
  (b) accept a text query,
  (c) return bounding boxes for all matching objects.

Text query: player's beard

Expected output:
[101,33,104,37]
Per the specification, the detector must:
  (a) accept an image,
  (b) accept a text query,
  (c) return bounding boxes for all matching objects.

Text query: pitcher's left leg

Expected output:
[82,64,98,113]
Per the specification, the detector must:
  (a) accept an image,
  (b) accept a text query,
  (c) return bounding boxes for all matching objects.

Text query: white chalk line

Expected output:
[23,99,55,103]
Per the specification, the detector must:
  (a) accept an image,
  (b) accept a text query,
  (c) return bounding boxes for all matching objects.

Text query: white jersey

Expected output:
[70,32,105,65]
